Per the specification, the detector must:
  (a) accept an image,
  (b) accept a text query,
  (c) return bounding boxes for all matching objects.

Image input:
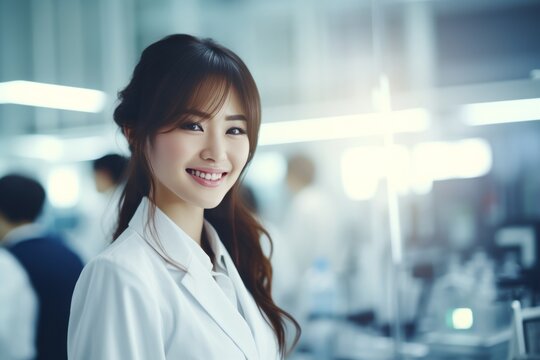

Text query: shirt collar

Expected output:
[2,223,46,246]
[204,221,229,272]
[178,219,228,273]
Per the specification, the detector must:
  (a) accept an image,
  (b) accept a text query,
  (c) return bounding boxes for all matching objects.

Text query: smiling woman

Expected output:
[67,34,300,360]
[149,90,250,213]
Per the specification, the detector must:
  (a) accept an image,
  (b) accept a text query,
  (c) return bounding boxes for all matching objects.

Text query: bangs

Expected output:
[162,73,249,131]
[186,75,234,121]
[149,44,260,150]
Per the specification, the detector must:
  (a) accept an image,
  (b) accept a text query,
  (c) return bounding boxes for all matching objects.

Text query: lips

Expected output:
[186,168,228,187]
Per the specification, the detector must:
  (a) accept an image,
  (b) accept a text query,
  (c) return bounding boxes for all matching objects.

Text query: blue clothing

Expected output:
[7,234,83,360]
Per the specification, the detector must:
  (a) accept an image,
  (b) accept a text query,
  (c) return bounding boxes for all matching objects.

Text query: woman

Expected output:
[68,34,300,359]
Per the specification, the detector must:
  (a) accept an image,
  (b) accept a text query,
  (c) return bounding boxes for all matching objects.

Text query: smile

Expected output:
[186,169,228,187]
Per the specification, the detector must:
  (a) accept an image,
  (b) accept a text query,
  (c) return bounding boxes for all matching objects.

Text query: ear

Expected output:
[122,126,132,140]
[122,126,136,152]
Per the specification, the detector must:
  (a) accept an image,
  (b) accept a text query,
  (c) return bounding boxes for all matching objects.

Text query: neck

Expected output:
[152,190,204,246]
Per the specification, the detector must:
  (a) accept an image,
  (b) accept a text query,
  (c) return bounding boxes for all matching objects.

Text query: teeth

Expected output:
[189,169,223,181]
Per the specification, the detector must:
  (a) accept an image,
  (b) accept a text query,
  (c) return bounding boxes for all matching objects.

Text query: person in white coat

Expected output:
[68,34,300,360]
[0,247,37,360]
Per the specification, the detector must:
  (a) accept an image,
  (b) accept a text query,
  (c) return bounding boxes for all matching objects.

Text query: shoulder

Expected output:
[0,247,18,268]
[0,248,28,286]
[71,230,161,321]
[82,228,156,280]
[68,229,167,358]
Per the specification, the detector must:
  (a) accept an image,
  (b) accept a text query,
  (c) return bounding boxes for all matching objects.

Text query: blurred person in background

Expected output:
[0,247,37,360]
[282,153,347,355]
[88,153,128,257]
[284,153,345,280]
[239,184,300,355]
[67,154,128,263]
[68,34,300,359]
[93,153,128,195]
[239,185,297,313]
[0,174,84,360]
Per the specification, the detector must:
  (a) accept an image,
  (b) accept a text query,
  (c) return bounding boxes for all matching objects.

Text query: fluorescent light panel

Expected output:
[340,138,492,200]
[462,98,540,126]
[11,134,114,162]
[47,167,81,208]
[0,80,106,113]
[259,108,429,145]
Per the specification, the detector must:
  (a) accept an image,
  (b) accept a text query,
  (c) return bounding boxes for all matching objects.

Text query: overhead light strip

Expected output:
[0,80,107,113]
[259,108,429,145]
[462,98,540,126]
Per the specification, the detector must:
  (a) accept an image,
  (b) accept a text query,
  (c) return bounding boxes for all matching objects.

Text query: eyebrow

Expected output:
[185,110,247,121]
[225,114,247,121]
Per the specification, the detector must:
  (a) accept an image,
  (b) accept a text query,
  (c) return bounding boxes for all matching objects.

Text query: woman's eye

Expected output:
[181,122,203,131]
[227,127,247,135]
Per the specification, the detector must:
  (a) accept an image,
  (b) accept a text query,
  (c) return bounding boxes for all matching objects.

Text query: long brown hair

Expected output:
[112,34,300,356]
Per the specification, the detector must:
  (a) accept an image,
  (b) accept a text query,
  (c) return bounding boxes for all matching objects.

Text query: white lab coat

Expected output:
[0,247,37,360]
[68,198,279,360]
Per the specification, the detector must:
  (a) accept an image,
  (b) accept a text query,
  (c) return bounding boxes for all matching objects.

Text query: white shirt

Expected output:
[0,247,37,360]
[68,197,279,360]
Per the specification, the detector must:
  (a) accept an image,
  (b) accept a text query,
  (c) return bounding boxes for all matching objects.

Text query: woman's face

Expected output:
[148,90,250,210]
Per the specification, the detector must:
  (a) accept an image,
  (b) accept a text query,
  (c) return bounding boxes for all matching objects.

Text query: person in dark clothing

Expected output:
[0,174,83,360]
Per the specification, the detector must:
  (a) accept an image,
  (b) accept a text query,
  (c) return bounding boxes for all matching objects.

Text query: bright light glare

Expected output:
[47,167,81,208]
[341,138,492,200]
[13,135,63,161]
[341,147,384,201]
[0,80,106,112]
[341,145,410,201]
[462,98,540,126]
[259,108,429,145]
[11,135,114,161]
[450,308,474,330]
[412,138,492,181]
[245,152,287,187]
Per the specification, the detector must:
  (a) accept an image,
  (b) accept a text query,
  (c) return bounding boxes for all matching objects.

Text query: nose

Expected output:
[200,132,227,162]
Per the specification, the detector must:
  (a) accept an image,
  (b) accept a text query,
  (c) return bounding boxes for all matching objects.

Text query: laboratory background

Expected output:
[1,0,540,359]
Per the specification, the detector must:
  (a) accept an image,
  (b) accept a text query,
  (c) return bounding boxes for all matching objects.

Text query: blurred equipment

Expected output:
[494,222,540,304]
[417,252,512,359]
[508,300,540,359]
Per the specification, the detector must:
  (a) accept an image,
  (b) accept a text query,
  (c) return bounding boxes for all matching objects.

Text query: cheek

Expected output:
[234,139,250,169]
[156,135,190,164]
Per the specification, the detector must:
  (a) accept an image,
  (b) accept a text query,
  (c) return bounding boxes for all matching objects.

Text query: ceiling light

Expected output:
[0,80,106,113]
[259,108,429,145]
[462,98,540,126]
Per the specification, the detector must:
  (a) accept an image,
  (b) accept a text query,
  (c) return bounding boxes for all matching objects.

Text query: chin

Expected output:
[199,196,226,210]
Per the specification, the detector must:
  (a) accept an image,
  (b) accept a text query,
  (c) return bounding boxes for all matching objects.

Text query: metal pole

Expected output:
[370,1,404,358]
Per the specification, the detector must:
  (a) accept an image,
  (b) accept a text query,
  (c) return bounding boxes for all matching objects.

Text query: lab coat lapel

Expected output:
[129,198,259,359]
[203,223,278,359]
[181,257,259,360]
[222,253,279,359]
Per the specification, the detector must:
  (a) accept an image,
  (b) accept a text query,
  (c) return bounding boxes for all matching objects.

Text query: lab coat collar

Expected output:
[128,197,193,270]
[2,223,46,246]
[128,198,260,359]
